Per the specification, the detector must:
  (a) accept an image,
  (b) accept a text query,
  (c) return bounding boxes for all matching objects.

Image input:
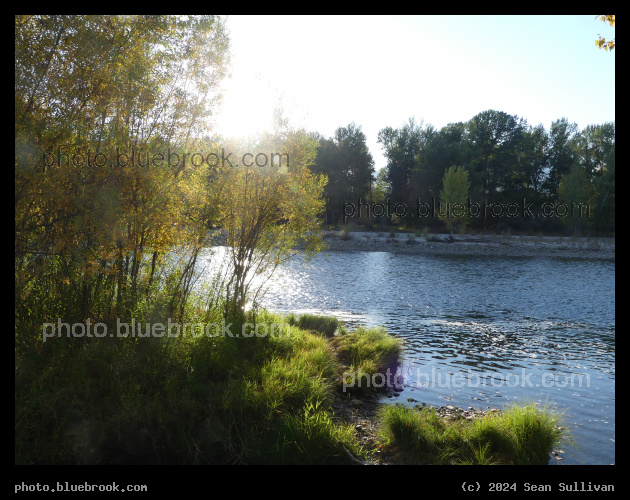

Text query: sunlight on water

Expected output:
[200,247,615,465]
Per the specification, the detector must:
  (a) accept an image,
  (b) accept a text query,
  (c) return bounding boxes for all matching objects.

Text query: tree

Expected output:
[465,110,526,203]
[439,166,471,236]
[577,123,615,180]
[377,118,424,208]
[578,123,615,233]
[514,124,549,204]
[312,123,374,224]
[334,123,374,203]
[412,122,469,212]
[595,15,615,51]
[372,167,390,205]
[15,15,231,350]
[209,128,326,324]
[312,137,342,224]
[557,165,593,235]
[543,118,579,199]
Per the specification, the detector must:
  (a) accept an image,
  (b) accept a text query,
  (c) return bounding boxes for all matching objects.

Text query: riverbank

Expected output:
[318,231,615,260]
[331,389,566,465]
[15,307,566,465]
[330,392,512,465]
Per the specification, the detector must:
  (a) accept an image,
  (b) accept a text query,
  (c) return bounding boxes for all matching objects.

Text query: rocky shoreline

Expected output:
[318,231,615,260]
[331,391,513,465]
[331,392,566,465]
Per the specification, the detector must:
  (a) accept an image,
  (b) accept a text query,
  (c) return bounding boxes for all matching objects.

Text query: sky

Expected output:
[213,15,615,172]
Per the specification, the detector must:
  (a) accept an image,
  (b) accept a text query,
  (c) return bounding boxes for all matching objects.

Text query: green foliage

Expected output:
[15,309,369,464]
[439,166,471,234]
[16,15,232,352]
[372,167,390,205]
[312,123,375,224]
[332,326,402,371]
[558,164,594,234]
[373,110,613,235]
[467,402,566,465]
[15,16,344,465]
[268,400,358,464]
[377,118,424,209]
[208,132,327,322]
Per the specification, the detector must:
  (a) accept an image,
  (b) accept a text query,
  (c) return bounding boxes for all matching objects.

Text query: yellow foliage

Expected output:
[595,15,615,51]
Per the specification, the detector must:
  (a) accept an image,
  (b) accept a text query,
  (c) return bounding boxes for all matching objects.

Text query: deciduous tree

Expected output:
[439,166,471,236]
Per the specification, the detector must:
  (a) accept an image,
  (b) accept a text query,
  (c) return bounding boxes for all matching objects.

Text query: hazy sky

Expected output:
[213,15,615,171]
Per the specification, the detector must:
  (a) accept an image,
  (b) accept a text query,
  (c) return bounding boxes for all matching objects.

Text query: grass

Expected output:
[377,401,566,465]
[285,313,340,337]
[15,309,367,464]
[330,326,404,395]
[15,306,566,465]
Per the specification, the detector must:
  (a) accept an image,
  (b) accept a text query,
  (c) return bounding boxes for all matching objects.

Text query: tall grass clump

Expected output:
[378,401,566,465]
[201,315,365,464]
[286,313,340,337]
[331,326,403,394]
[466,401,565,465]
[378,405,468,464]
[264,399,361,464]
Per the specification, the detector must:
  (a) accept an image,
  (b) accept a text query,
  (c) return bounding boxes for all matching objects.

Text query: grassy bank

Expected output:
[378,402,565,465]
[15,310,565,464]
[15,310,393,464]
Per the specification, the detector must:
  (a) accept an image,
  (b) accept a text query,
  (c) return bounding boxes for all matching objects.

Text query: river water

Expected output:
[201,248,615,465]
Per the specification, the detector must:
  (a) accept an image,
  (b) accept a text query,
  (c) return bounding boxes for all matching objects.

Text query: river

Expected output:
[200,248,615,465]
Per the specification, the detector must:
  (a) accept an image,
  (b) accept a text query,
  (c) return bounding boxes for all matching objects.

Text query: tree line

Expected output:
[314,111,614,235]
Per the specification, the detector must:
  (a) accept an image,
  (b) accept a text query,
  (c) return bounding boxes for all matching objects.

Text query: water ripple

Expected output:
[200,248,615,464]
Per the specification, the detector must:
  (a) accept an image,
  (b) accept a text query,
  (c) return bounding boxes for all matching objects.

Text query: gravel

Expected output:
[317,232,615,260]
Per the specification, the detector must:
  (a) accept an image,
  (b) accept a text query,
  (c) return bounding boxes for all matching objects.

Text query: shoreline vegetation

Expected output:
[312,228,615,260]
[15,310,567,465]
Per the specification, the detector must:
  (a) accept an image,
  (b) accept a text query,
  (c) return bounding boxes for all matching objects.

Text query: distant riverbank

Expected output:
[318,231,615,260]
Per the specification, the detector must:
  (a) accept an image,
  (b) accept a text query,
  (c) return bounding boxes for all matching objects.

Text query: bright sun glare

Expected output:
[215,74,278,141]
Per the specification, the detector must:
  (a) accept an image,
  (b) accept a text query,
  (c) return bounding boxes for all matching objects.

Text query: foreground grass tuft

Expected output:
[331,326,403,394]
[378,402,566,465]
[286,313,340,337]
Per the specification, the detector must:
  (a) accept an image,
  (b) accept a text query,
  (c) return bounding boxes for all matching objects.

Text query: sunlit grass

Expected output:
[330,326,403,394]
[377,401,566,465]
[15,299,565,466]
[15,306,364,464]
[285,313,340,337]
